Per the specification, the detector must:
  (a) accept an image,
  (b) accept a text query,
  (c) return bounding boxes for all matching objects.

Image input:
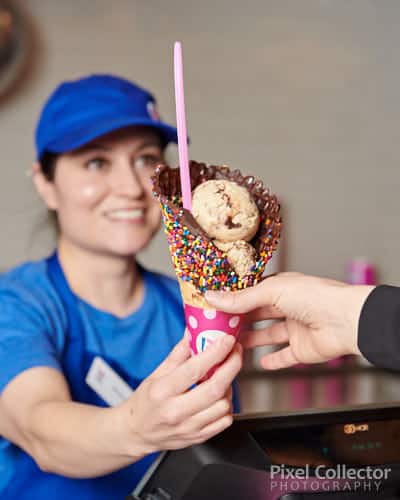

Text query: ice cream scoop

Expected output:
[214,240,257,277]
[191,180,260,242]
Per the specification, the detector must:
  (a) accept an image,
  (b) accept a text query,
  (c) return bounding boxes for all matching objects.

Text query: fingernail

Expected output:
[211,336,225,348]
[210,335,231,350]
[222,334,235,347]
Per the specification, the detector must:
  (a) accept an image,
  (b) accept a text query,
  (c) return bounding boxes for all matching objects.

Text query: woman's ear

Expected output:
[31,162,59,210]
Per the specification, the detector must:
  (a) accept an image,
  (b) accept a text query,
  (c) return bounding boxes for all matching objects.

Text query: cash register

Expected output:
[130,403,400,500]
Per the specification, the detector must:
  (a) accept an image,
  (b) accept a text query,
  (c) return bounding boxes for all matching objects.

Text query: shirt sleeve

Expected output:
[358,285,400,371]
[0,288,62,393]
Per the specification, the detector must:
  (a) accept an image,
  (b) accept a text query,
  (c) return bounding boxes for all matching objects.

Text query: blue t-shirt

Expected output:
[0,256,186,495]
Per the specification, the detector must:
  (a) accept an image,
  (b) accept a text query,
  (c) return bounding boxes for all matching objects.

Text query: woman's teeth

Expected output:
[108,209,144,220]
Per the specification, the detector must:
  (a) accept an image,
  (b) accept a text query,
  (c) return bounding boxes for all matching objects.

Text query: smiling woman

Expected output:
[33,126,164,269]
[0,74,242,500]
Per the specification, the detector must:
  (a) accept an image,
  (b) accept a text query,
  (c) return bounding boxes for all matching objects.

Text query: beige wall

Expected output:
[2,0,400,284]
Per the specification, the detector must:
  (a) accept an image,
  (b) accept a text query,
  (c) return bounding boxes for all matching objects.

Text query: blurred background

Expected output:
[2,0,400,414]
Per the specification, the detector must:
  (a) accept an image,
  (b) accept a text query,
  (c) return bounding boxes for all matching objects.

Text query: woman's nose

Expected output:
[110,162,145,198]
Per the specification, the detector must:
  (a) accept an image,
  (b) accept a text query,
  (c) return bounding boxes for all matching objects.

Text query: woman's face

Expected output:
[36,126,165,258]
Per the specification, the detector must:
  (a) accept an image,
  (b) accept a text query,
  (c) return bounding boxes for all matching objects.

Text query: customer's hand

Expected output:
[205,273,374,369]
[122,334,242,456]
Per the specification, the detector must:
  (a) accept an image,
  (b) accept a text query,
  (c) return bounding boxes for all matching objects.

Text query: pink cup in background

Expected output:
[184,304,244,378]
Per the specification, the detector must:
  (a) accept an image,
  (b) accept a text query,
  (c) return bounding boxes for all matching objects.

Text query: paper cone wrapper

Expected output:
[179,279,244,379]
[184,302,243,355]
[179,279,243,349]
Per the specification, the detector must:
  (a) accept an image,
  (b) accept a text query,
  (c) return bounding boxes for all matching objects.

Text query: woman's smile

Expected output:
[103,207,146,223]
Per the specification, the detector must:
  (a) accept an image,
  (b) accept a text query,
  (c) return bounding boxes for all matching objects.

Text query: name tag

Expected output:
[85,356,133,407]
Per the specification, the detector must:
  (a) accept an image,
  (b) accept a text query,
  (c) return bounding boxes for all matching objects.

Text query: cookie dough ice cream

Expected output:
[213,240,257,277]
[191,179,260,277]
[191,180,260,242]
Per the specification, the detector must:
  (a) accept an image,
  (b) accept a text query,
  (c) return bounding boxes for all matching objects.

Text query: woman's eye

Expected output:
[86,158,106,171]
[134,155,161,170]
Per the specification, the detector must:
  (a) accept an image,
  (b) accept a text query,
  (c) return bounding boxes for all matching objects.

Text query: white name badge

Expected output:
[85,356,134,407]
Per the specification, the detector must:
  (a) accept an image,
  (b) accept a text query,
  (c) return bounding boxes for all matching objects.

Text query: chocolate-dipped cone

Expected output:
[152,161,281,367]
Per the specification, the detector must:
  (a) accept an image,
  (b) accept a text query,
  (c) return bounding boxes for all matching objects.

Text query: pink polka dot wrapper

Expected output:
[184,303,244,378]
[185,304,243,355]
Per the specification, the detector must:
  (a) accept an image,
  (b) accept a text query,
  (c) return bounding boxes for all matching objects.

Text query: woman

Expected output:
[0,74,242,499]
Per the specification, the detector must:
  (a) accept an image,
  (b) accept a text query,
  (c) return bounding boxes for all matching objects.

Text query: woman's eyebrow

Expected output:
[136,141,162,151]
[72,143,109,155]
[71,140,162,157]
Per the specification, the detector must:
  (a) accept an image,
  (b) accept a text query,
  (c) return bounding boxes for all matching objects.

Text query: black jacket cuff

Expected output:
[358,285,400,371]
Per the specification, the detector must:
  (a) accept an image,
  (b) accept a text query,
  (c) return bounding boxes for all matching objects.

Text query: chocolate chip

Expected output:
[225,216,242,229]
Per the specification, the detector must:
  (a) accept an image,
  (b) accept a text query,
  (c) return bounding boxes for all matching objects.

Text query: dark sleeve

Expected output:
[358,285,400,370]
[232,379,241,414]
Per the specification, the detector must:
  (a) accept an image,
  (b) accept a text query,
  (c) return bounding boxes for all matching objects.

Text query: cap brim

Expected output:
[41,115,178,159]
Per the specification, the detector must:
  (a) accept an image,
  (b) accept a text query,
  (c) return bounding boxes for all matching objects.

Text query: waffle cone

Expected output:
[179,279,209,308]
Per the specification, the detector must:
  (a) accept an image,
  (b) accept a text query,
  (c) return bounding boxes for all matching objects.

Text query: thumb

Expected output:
[149,336,191,379]
[205,277,281,314]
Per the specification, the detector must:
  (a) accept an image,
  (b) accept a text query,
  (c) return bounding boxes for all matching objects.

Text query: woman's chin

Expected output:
[101,227,156,255]
[105,240,151,258]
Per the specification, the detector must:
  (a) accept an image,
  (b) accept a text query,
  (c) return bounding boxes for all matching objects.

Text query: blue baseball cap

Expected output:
[35,74,178,160]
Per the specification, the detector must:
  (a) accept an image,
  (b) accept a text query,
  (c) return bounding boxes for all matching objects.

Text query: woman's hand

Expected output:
[205,273,374,369]
[122,334,242,456]
[0,333,241,477]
